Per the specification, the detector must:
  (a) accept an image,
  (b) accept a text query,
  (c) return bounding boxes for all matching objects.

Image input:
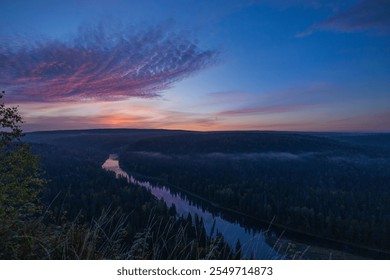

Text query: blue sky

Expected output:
[1,0,389,132]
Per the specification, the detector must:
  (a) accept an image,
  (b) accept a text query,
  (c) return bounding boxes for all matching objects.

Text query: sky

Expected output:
[1,0,389,132]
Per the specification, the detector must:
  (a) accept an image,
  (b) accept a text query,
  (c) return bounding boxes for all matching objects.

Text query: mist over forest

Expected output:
[23,129,390,259]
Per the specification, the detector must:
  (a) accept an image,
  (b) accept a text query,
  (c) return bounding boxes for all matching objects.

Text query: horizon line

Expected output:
[24,127,390,135]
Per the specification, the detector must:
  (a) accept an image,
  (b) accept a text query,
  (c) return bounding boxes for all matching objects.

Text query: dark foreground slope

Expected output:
[27,129,390,258]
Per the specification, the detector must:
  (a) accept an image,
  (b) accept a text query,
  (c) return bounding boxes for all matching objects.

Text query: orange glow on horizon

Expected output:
[97,114,147,126]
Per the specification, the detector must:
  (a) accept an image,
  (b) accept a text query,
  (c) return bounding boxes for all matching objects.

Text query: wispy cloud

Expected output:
[210,83,333,117]
[317,111,390,132]
[217,104,317,117]
[257,0,345,10]
[152,110,220,130]
[297,0,390,37]
[1,22,218,102]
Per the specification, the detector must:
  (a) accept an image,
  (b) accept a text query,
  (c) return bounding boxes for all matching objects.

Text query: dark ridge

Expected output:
[129,131,363,155]
[25,128,389,156]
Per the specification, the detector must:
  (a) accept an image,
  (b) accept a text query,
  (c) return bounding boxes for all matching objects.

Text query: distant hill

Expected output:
[129,131,359,155]
[26,128,390,157]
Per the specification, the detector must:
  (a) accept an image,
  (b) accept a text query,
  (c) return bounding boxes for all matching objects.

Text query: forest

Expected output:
[1,139,236,259]
[119,132,390,256]
[25,129,390,258]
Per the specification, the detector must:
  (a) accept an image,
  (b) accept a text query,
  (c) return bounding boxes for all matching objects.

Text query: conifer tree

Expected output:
[0,91,45,258]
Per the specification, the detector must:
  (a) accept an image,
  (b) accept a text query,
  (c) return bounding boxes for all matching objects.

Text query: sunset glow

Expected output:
[1,0,389,132]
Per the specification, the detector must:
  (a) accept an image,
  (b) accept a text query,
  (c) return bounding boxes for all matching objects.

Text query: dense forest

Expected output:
[31,144,235,259]
[1,141,236,259]
[24,129,390,259]
[120,132,390,254]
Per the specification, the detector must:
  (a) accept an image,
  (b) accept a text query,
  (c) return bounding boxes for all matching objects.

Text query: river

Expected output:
[102,154,283,259]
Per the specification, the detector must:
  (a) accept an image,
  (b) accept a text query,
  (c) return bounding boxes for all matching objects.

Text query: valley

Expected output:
[26,129,390,259]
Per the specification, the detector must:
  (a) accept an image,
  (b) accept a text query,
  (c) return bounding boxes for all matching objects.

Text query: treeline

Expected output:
[119,148,390,255]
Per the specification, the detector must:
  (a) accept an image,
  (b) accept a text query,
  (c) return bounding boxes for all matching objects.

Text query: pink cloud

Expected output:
[298,0,390,37]
[319,0,390,33]
[1,22,218,103]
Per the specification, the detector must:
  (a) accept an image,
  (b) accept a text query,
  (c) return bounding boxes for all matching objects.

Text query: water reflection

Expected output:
[102,154,282,259]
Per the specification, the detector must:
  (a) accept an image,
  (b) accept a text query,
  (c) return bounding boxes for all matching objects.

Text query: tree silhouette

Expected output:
[0,91,23,147]
[0,91,45,257]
